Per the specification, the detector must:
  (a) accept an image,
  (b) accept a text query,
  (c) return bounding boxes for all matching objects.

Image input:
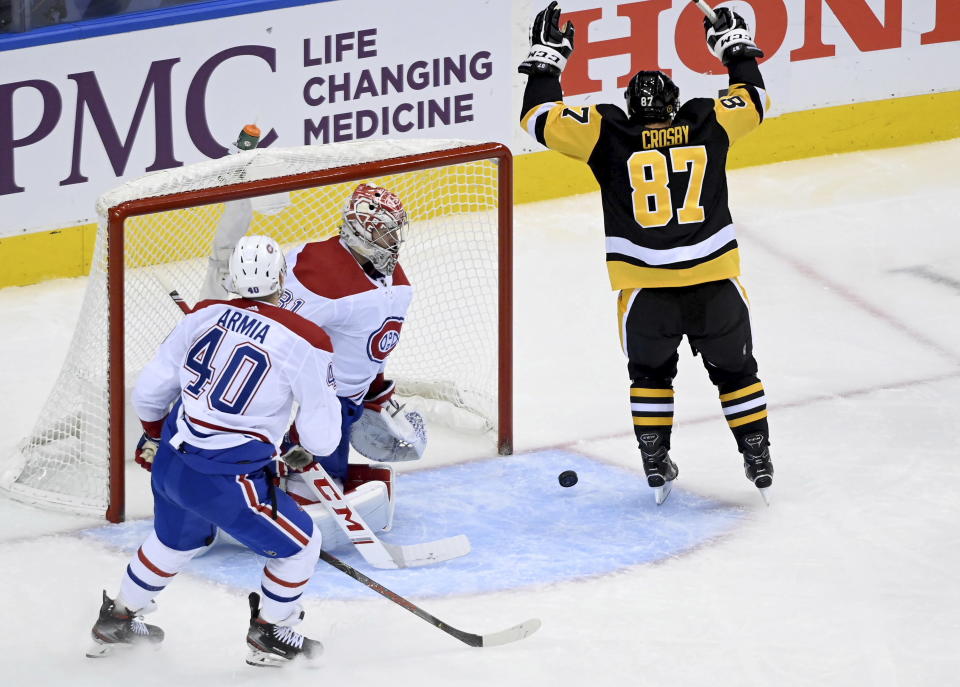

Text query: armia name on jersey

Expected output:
[641,125,690,150]
[216,310,270,343]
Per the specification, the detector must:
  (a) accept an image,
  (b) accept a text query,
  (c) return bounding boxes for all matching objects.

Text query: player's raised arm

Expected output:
[705,6,771,144]
[518,3,606,162]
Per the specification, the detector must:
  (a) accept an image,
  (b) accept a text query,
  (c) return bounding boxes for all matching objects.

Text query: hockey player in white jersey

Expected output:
[279,182,426,497]
[198,176,425,502]
[88,236,341,667]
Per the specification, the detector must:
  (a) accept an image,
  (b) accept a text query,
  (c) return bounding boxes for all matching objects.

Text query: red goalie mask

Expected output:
[340,183,409,275]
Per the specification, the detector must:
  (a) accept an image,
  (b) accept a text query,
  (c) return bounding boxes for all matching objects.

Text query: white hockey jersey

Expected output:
[282,237,413,403]
[132,298,341,458]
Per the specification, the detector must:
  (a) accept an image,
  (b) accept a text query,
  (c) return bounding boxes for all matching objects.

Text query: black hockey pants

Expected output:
[618,278,770,452]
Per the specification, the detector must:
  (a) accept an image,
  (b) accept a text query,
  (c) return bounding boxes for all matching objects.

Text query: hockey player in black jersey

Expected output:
[519,2,774,504]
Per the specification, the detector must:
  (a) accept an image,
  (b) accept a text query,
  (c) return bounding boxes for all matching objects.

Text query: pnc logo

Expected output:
[367,317,403,363]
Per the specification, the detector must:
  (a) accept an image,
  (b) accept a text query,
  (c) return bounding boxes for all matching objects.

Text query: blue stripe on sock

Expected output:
[260,585,302,604]
[126,565,166,593]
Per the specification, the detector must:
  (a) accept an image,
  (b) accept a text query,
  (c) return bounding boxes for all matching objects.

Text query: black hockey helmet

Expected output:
[625,71,680,123]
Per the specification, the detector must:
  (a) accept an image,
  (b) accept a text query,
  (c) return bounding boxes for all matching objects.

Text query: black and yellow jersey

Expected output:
[521,70,769,290]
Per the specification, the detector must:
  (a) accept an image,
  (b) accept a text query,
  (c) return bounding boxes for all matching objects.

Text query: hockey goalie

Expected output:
[186,127,428,552]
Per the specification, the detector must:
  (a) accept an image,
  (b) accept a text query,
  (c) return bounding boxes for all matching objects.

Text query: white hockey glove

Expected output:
[518,1,575,77]
[705,7,764,66]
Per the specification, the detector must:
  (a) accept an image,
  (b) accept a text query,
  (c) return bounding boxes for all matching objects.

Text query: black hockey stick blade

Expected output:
[168,289,192,314]
[318,550,541,648]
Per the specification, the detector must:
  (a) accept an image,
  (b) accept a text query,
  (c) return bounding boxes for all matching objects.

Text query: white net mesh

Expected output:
[1,139,507,516]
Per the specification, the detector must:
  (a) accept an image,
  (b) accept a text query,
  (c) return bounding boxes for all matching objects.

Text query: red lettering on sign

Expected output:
[921,0,960,45]
[791,0,903,61]
[560,1,672,97]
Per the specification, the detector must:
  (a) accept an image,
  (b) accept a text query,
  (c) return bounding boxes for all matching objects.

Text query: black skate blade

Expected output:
[654,481,673,506]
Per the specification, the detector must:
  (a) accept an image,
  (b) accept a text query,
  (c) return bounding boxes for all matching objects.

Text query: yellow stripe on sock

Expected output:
[727,410,768,428]
[719,382,764,403]
[630,388,675,398]
[633,416,674,426]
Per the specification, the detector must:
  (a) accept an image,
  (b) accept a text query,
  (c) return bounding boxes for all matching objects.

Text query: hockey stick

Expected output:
[298,461,471,569]
[318,550,541,647]
[691,0,718,25]
[168,289,192,314]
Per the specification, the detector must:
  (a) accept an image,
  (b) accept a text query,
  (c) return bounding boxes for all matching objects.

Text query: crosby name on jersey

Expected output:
[521,71,770,290]
[281,236,413,403]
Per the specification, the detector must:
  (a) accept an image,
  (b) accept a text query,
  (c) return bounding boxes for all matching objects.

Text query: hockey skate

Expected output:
[638,432,678,505]
[86,591,164,657]
[740,432,774,505]
[245,592,323,668]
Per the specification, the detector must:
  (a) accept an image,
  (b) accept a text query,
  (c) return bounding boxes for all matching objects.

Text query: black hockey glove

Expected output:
[705,7,764,65]
[518,1,575,77]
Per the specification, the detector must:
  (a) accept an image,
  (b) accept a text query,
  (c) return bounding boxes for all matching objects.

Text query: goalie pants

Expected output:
[619,278,770,452]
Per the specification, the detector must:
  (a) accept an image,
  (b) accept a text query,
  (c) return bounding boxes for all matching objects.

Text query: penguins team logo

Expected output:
[367,317,404,362]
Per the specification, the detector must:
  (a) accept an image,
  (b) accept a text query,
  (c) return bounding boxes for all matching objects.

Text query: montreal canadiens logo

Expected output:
[367,317,404,362]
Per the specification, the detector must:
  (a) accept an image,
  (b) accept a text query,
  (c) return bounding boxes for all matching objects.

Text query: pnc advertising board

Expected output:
[0,0,957,238]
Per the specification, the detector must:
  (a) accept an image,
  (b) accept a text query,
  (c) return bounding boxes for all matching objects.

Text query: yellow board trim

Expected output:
[719,382,765,402]
[633,416,675,426]
[0,224,97,288]
[727,409,768,428]
[630,388,675,398]
[3,91,958,290]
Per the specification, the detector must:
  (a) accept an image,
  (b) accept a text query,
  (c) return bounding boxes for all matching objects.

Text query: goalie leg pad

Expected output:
[282,470,393,550]
[345,463,396,531]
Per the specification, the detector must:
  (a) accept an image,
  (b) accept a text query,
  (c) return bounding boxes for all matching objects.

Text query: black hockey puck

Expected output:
[558,470,578,488]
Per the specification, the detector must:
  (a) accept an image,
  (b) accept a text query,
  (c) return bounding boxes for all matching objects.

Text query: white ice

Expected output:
[2,139,959,686]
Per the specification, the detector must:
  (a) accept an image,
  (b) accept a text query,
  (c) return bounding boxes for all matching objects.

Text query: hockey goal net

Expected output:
[2,139,512,522]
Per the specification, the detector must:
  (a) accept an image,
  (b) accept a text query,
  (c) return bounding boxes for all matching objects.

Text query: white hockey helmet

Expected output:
[228,235,286,299]
[339,183,408,275]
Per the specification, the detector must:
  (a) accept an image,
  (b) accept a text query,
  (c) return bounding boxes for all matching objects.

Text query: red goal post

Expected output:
[5,139,513,523]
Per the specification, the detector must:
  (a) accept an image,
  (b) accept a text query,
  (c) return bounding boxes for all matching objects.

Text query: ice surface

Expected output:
[2,139,959,686]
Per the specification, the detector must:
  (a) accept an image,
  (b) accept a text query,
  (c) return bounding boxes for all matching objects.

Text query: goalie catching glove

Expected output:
[705,7,763,66]
[350,374,426,462]
[518,1,574,77]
